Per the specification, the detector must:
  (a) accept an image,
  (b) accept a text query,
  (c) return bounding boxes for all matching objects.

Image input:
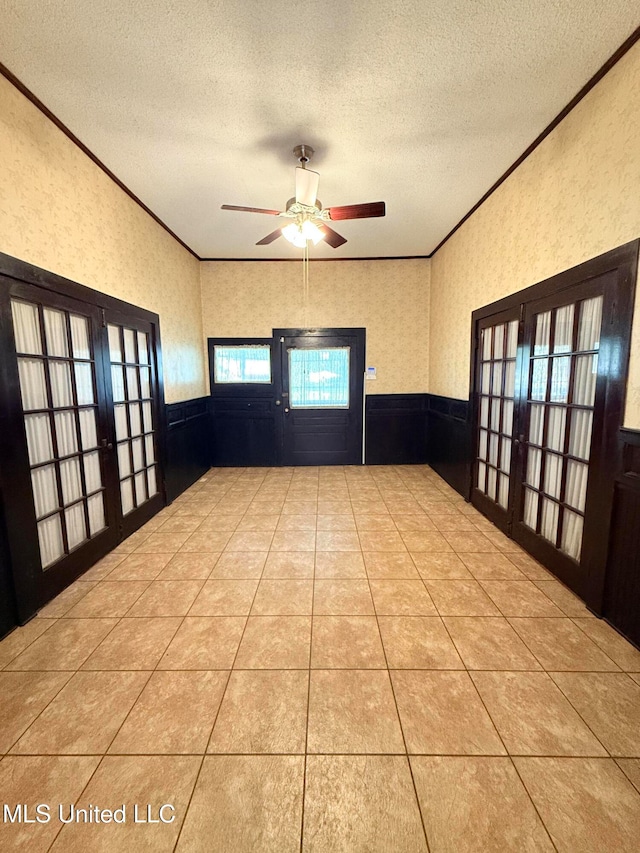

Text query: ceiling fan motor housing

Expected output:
[286,198,322,216]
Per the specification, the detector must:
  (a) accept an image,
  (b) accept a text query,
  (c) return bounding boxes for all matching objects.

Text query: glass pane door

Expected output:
[520,296,602,563]
[11,299,109,570]
[277,329,365,467]
[472,310,520,529]
[476,319,518,507]
[108,323,159,519]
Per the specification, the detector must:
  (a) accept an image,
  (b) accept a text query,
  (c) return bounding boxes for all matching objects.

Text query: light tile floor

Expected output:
[1,464,640,852]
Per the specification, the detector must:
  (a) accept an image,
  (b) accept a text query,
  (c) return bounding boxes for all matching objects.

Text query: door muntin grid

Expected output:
[476,319,518,509]
[521,296,602,562]
[11,299,107,569]
[108,324,158,515]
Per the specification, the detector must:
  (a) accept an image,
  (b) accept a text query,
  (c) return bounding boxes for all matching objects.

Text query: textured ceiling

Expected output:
[1,1,639,259]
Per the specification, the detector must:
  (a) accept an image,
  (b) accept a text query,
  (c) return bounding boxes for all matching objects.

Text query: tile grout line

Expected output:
[433,583,561,851]
[509,758,560,852]
[4,464,639,850]
[171,469,268,853]
[43,489,242,851]
[409,503,566,852]
[356,499,432,853]
[299,517,316,853]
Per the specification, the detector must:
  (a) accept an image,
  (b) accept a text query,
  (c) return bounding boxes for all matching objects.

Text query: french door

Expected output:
[0,275,165,621]
[105,310,163,536]
[471,245,636,611]
[511,281,608,599]
[472,308,520,529]
[276,328,365,466]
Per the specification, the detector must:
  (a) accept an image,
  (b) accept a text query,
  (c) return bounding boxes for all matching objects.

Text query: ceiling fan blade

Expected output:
[295,168,320,206]
[256,228,283,245]
[318,224,347,248]
[327,201,386,221]
[221,204,281,215]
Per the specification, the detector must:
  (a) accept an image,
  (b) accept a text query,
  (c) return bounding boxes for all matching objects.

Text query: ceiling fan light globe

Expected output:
[282,222,307,248]
[302,220,323,245]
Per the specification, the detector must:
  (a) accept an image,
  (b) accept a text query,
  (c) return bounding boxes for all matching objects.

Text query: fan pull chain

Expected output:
[302,242,310,325]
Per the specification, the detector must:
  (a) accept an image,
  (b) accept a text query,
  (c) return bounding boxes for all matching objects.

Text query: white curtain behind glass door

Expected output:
[11,299,107,569]
[522,296,602,561]
[288,348,350,408]
[476,319,518,509]
[108,324,158,516]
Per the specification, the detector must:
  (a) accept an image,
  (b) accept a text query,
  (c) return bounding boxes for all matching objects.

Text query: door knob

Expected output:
[275,400,281,406]
[284,407,290,413]
[100,439,113,451]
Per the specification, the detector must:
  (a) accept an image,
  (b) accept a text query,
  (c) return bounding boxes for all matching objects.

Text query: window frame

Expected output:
[207,337,277,395]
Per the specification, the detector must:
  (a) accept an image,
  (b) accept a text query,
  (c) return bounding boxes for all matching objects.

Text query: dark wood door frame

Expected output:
[275,327,366,467]
[469,240,639,614]
[0,251,167,623]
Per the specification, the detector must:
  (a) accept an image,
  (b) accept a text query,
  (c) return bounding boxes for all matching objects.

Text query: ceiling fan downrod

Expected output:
[293,144,314,169]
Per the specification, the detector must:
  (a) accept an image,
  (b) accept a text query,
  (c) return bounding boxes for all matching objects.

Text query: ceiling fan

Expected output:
[221,145,386,248]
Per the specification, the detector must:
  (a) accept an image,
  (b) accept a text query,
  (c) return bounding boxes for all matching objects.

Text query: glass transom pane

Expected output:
[289,348,350,408]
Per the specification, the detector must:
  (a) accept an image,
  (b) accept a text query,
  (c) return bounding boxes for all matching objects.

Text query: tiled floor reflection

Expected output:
[2,464,640,852]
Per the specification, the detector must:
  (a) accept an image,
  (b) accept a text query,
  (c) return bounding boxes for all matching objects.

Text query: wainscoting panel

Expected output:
[210,396,278,468]
[165,397,212,503]
[603,429,640,648]
[425,394,472,498]
[365,394,427,465]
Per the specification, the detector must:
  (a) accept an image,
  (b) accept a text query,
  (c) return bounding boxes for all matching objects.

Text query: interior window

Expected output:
[214,345,271,383]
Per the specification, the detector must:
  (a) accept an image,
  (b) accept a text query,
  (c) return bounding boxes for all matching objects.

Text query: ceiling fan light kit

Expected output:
[221,145,386,250]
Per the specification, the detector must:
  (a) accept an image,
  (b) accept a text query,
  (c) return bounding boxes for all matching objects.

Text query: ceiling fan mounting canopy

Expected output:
[221,144,386,249]
[293,144,314,167]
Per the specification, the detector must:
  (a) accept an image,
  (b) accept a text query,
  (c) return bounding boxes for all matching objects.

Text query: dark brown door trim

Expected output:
[0,252,167,621]
[469,240,639,613]
[274,327,366,467]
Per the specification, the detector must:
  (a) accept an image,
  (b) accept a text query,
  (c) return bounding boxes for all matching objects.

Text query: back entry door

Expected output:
[276,328,365,466]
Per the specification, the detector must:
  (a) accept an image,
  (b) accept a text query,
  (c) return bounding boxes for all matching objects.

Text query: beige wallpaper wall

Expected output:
[200,259,430,395]
[430,40,640,428]
[0,74,205,404]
